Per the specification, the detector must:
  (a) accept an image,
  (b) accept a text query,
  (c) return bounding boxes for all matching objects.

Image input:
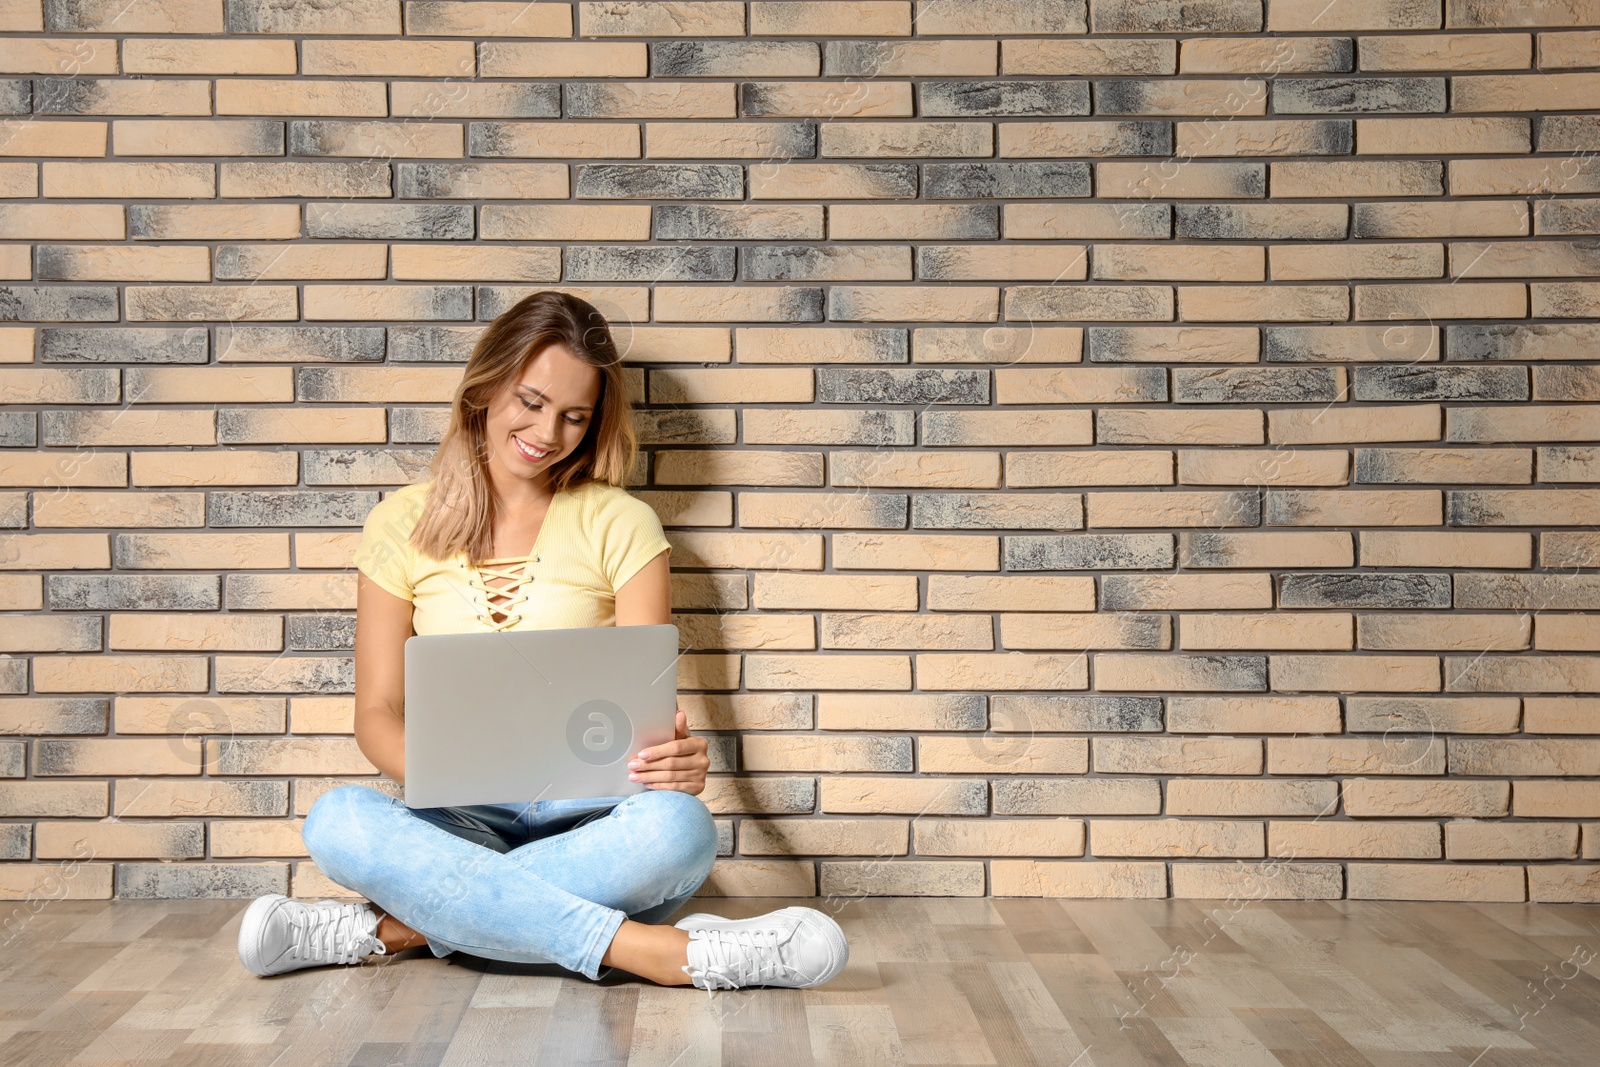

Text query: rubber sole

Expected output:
[237,893,292,976]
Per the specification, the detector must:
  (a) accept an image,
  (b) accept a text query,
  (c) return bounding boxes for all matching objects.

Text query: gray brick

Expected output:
[1006,533,1174,571]
[287,614,356,652]
[1446,324,1600,362]
[706,735,736,773]
[922,161,1090,200]
[1273,78,1446,114]
[1007,285,1172,322]
[300,447,434,484]
[654,204,823,240]
[0,411,36,447]
[118,862,288,899]
[0,740,21,776]
[32,78,120,114]
[564,245,736,282]
[388,325,479,363]
[49,575,220,611]
[0,698,107,735]
[305,203,473,240]
[0,287,118,322]
[1278,572,1452,609]
[1263,326,1405,362]
[912,492,1081,530]
[817,367,988,405]
[0,822,28,859]
[575,164,743,200]
[41,327,207,365]
[222,162,390,199]
[742,245,910,282]
[1176,203,1348,240]
[716,819,733,856]
[207,491,379,528]
[390,407,450,443]
[0,79,28,114]
[919,80,1089,117]
[1092,0,1262,31]
[1174,367,1346,404]
[395,163,552,199]
[218,326,385,363]
[992,694,1163,732]
[1533,197,1600,234]
[1352,365,1528,402]
[993,778,1159,815]
[1454,573,1600,611]
[1448,490,1561,527]
[651,41,819,77]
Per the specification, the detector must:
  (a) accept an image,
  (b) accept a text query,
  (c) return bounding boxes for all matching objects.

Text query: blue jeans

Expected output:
[301,784,719,980]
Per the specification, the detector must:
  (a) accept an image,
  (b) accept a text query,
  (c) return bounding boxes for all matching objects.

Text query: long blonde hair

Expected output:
[410,291,638,567]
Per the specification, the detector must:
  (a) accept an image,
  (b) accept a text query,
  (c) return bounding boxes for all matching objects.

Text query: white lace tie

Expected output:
[681,925,812,1002]
[287,904,386,966]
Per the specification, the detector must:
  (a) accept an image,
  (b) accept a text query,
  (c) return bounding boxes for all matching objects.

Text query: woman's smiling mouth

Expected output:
[512,435,551,462]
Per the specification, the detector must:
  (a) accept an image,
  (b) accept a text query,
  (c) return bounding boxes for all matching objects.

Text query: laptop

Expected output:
[401,623,682,809]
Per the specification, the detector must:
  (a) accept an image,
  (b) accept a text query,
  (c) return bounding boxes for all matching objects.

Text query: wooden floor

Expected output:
[2,896,1598,1066]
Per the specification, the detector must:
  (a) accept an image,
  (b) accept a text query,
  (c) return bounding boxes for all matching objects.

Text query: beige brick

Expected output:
[1000,612,1171,651]
[1094,737,1263,775]
[122,39,298,75]
[211,819,308,858]
[739,818,907,856]
[1346,779,1509,818]
[0,781,108,817]
[742,734,910,773]
[831,451,999,488]
[1270,820,1440,859]
[821,613,991,650]
[914,818,1084,857]
[34,737,201,776]
[693,777,815,816]
[1168,694,1342,733]
[918,652,1086,692]
[1094,819,1264,858]
[1445,820,1576,860]
[920,735,1087,775]
[820,776,986,815]
[906,574,1087,612]
[1171,861,1342,899]
[115,695,284,733]
[1346,696,1520,734]
[816,693,983,731]
[753,573,919,611]
[36,821,203,860]
[1268,737,1445,775]
[833,532,998,572]
[1093,413,1261,449]
[1181,613,1353,652]
[301,40,474,78]
[479,42,642,78]
[1166,778,1338,818]
[700,859,817,897]
[746,654,909,691]
[1347,863,1525,902]
[0,861,113,900]
[114,779,286,818]
[752,1,910,35]
[34,656,208,694]
[991,860,1165,898]
[1359,530,1531,568]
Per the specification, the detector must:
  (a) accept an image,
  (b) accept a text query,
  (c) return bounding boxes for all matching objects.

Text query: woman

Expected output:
[236,291,848,993]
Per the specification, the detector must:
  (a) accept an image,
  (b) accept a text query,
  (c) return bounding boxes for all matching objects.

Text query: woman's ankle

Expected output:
[374,909,427,954]
[602,920,693,985]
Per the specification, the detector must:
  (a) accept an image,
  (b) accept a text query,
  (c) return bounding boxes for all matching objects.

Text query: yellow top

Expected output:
[353,479,672,635]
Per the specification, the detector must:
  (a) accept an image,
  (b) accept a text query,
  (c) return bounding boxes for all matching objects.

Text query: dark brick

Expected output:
[1174,367,1346,404]
[1278,572,1451,609]
[650,41,818,77]
[305,203,473,240]
[0,80,28,114]
[218,326,385,363]
[389,407,450,443]
[912,492,1080,530]
[564,245,735,282]
[920,80,1090,117]
[0,411,36,447]
[0,287,118,322]
[300,447,434,483]
[654,204,824,240]
[41,327,207,364]
[742,245,909,282]
[388,325,478,363]
[575,164,743,200]
[1005,533,1174,571]
[287,614,356,652]
[1352,365,1528,402]
[1273,77,1446,114]
[1092,0,1262,31]
[1446,323,1600,362]
[118,862,288,899]
[208,491,379,528]
[49,575,220,611]
[817,367,988,405]
[1176,203,1348,240]
[993,694,1163,732]
[923,161,1091,199]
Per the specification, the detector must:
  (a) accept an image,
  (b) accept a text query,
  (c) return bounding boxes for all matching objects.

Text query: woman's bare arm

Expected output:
[354,572,414,784]
[614,549,709,794]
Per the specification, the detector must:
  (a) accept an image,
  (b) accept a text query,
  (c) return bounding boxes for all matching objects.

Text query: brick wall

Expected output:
[1,0,1598,908]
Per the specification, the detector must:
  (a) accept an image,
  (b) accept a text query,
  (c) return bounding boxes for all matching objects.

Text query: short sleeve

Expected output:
[353,491,420,602]
[599,490,672,592]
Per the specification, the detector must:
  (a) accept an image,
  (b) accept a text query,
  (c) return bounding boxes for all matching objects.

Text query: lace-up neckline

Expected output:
[467,491,562,632]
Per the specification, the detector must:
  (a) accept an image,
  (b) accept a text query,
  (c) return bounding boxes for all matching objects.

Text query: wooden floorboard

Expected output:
[1,896,1596,1065]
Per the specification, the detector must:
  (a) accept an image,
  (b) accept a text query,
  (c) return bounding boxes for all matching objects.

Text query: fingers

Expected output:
[634,737,706,762]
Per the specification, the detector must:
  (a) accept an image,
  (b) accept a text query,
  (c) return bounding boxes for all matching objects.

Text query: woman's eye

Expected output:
[521,399,584,425]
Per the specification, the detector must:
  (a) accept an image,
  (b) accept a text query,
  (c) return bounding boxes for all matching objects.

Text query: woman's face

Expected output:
[483,342,603,494]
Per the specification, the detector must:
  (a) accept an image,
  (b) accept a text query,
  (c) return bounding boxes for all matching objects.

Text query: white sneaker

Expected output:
[675,907,848,995]
[237,894,388,976]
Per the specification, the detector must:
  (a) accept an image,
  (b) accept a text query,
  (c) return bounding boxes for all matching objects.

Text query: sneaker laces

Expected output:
[287,903,387,966]
[680,925,813,1001]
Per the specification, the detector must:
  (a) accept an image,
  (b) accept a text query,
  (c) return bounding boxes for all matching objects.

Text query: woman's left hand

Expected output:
[628,708,710,795]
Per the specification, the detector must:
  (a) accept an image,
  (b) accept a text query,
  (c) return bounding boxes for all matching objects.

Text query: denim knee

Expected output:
[631,789,717,888]
[301,783,386,884]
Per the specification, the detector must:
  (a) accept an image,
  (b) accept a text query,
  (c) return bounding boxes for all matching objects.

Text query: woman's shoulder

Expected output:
[566,479,662,528]
[365,479,434,534]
